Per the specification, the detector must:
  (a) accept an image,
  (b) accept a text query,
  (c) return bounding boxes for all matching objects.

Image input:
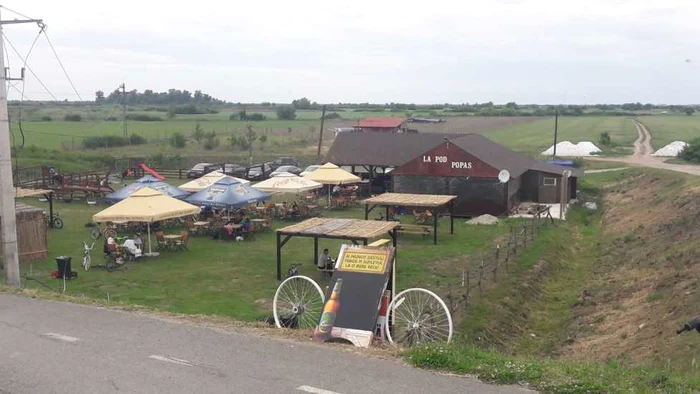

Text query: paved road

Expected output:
[0,295,529,394]
[586,121,700,176]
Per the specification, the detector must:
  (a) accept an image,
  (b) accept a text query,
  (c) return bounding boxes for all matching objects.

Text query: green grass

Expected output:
[637,116,700,150]
[3,199,512,321]
[482,116,638,156]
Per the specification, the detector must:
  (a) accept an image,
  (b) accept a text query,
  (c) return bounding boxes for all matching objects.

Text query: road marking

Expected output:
[149,355,195,367]
[43,333,79,343]
[297,385,341,394]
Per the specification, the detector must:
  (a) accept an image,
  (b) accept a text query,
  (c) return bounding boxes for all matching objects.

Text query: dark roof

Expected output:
[324,132,583,178]
[325,132,463,167]
[357,117,407,128]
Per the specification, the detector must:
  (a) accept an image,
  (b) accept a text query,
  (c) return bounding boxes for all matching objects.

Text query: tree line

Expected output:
[95,89,225,105]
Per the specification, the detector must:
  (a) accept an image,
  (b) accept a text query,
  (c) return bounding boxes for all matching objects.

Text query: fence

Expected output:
[441,208,555,314]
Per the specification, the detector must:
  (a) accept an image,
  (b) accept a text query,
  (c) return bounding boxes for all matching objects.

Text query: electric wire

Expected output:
[2,32,56,100]
[42,30,83,101]
[0,5,35,20]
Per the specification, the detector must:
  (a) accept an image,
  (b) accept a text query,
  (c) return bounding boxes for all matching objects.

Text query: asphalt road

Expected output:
[0,295,530,394]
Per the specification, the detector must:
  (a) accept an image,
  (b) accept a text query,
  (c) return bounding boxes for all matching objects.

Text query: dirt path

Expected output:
[586,120,700,176]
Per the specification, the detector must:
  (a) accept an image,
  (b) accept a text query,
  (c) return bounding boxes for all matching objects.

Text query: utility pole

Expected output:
[0,10,44,287]
[552,107,559,159]
[317,105,326,161]
[120,83,127,139]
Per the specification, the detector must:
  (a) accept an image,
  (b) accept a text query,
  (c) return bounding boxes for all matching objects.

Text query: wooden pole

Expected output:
[316,105,326,160]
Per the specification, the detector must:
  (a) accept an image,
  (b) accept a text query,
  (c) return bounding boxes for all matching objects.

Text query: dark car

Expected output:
[271,156,298,170]
[269,165,302,177]
[245,163,273,181]
[223,163,247,178]
[186,162,215,178]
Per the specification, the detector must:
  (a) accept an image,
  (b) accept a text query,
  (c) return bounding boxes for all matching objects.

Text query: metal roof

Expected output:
[357,117,407,128]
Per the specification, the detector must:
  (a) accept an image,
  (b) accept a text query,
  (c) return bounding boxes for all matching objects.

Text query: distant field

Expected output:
[636,116,700,150]
[479,116,638,156]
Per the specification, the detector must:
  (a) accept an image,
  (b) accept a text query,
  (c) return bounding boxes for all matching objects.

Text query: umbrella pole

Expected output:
[327,185,331,208]
[148,222,152,254]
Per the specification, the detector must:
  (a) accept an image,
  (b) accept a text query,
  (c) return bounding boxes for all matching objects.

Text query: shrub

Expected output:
[82,135,127,149]
[276,105,296,120]
[322,112,341,120]
[126,114,163,121]
[40,115,52,122]
[203,131,219,150]
[247,113,266,121]
[105,116,119,121]
[679,138,700,163]
[170,132,186,148]
[64,114,82,122]
[129,133,147,145]
[599,131,611,146]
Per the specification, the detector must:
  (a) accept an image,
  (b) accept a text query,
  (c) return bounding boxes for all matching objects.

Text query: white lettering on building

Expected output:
[451,161,473,169]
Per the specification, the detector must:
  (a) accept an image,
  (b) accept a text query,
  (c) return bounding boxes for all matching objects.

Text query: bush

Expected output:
[322,112,341,120]
[82,135,127,149]
[40,115,52,122]
[170,132,186,148]
[126,114,163,121]
[64,114,82,122]
[247,113,266,121]
[276,105,296,120]
[203,131,219,150]
[679,138,700,163]
[599,131,611,146]
[129,133,147,145]
[105,116,119,121]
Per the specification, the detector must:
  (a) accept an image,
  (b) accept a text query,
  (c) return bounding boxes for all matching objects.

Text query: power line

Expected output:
[0,5,34,20]
[2,32,57,101]
[42,30,83,101]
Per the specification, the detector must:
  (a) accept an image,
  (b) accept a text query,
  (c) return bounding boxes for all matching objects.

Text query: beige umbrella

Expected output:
[180,171,250,192]
[93,187,201,255]
[253,173,322,194]
[302,163,361,206]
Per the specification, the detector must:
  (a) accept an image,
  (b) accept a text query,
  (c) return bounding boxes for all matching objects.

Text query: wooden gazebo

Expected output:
[363,193,457,245]
[276,218,400,281]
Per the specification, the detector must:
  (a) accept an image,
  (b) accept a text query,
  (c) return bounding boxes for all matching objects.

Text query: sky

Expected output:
[5,0,700,104]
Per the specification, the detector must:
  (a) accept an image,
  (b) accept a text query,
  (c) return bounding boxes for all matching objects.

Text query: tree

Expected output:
[203,131,220,150]
[685,107,695,116]
[166,106,176,119]
[599,131,611,146]
[95,90,105,103]
[259,134,267,150]
[170,132,186,148]
[679,138,700,163]
[238,110,247,121]
[276,105,296,120]
[192,122,205,146]
[244,123,258,165]
[292,97,311,109]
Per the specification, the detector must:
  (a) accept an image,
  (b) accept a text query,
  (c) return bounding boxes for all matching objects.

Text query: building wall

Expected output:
[392,142,500,178]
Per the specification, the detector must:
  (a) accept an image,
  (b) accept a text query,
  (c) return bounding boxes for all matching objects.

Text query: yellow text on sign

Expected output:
[339,251,389,274]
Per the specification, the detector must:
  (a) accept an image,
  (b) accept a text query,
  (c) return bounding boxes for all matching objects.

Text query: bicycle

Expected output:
[82,241,95,271]
[43,211,64,229]
[287,263,302,278]
[90,224,117,240]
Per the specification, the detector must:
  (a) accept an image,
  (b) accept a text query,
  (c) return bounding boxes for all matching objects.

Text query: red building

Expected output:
[355,117,408,133]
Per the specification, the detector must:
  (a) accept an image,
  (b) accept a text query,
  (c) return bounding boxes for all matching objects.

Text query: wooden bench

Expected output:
[368,238,391,247]
[397,224,431,238]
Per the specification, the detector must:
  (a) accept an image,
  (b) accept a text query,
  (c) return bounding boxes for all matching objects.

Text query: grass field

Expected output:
[636,115,700,150]
[4,199,513,321]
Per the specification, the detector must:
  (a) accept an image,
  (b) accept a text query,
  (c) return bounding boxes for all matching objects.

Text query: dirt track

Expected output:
[587,120,700,176]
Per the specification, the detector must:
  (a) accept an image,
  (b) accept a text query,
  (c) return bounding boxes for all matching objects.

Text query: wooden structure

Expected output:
[14,165,114,202]
[0,203,48,263]
[276,218,400,280]
[363,193,457,245]
[15,188,57,228]
[325,133,583,217]
[354,117,408,133]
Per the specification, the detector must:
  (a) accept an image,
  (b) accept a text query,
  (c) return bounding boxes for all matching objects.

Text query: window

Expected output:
[543,177,557,186]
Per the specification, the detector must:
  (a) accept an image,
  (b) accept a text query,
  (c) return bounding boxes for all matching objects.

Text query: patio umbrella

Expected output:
[104,174,190,203]
[185,176,271,210]
[180,171,250,192]
[93,187,201,255]
[252,172,322,194]
[302,162,361,205]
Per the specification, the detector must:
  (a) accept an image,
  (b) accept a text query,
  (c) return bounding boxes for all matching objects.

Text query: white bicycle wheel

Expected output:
[83,255,91,271]
[385,288,453,347]
[273,276,325,329]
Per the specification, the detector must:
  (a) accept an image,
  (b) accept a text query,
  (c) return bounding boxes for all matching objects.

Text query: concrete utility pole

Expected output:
[317,105,326,160]
[120,83,127,138]
[0,10,44,287]
[552,108,559,159]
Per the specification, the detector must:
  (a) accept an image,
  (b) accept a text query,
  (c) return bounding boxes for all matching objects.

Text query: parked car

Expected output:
[186,162,215,178]
[223,163,247,178]
[300,165,320,176]
[270,165,302,177]
[271,156,299,170]
[245,163,273,181]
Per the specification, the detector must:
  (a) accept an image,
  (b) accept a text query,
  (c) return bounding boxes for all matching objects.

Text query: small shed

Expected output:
[355,117,408,133]
[0,202,48,263]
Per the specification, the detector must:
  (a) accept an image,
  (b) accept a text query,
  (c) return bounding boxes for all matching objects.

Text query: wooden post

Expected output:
[276,232,282,280]
[432,208,438,245]
[523,224,528,248]
[478,258,484,294]
[313,236,318,269]
[492,247,498,282]
[513,230,518,255]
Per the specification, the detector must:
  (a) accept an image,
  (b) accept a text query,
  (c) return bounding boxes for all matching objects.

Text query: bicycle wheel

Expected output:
[273,276,325,329]
[83,255,91,271]
[90,228,101,240]
[385,288,453,347]
[53,218,64,229]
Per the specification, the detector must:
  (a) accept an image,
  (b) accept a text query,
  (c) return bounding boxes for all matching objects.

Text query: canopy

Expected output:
[94,187,201,223]
[185,176,271,210]
[104,175,190,203]
[302,162,361,185]
[179,171,250,192]
[253,173,322,194]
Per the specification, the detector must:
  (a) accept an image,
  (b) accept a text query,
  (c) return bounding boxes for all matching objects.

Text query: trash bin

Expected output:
[55,256,72,279]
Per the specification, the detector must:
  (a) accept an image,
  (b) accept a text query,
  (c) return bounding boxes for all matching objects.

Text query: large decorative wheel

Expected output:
[273,276,325,329]
[385,288,453,347]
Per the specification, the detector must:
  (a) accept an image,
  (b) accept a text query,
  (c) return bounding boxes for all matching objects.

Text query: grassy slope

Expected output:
[482,116,637,156]
[637,115,700,150]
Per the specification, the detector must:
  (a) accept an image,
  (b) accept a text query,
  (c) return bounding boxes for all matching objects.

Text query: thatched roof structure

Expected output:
[363,193,457,208]
[277,218,399,240]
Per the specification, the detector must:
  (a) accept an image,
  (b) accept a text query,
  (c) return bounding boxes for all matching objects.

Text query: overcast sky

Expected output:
[5,0,700,104]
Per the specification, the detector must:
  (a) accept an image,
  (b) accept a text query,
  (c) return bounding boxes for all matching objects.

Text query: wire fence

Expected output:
[442,208,555,314]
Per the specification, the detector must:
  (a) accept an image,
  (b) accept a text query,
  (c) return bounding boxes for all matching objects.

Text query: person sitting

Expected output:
[122,235,142,259]
[289,202,301,219]
[332,185,341,196]
[239,215,251,235]
[134,233,143,249]
[317,248,335,270]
